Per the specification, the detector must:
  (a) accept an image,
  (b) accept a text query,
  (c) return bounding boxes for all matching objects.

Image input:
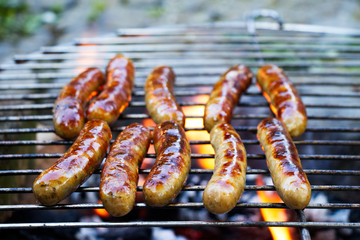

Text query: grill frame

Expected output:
[1,15,360,240]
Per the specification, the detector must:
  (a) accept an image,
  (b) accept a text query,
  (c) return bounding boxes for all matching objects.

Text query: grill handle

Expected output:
[246,9,283,34]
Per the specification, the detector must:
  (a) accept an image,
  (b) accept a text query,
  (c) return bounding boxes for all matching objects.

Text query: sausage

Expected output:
[87,54,134,124]
[143,121,191,206]
[53,68,105,139]
[33,119,112,206]
[257,117,311,209]
[204,65,253,132]
[256,65,307,137]
[145,66,185,127]
[203,122,247,214]
[99,123,151,217]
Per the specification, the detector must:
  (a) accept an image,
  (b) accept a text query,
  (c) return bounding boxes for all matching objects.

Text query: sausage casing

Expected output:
[256,65,307,137]
[53,68,105,139]
[257,118,311,209]
[203,123,247,214]
[33,119,111,206]
[204,65,253,132]
[145,66,185,127]
[100,123,151,217]
[87,54,134,124]
[143,121,191,206]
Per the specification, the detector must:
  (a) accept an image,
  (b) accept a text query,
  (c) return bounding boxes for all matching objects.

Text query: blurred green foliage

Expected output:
[88,0,107,23]
[0,0,42,41]
[147,6,165,19]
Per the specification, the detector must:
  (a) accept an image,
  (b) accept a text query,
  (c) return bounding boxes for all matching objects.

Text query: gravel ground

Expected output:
[1,0,359,63]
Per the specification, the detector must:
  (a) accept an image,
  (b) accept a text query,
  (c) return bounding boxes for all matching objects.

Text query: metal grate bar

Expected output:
[74,35,360,45]
[1,202,360,211]
[4,60,360,70]
[2,69,360,81]
[0,169,359,176]
[39,43,360,53]
[1,91,360,101]
[1,80,360,91]
[1,126,360,134]
[1,185,359,194]
[0,221,359,229]
[1,153,360,160]
[1,139,359,146]
[1,102,360,111]
[296,210,311,240]
[2,113,360,122]
[13,52,360,62]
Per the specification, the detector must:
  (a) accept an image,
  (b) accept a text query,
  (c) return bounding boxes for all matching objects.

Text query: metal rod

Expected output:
[296,210,311,240]
[2,69,360,81]
[2,126,360,134]
[13,52,360,62]
[4,59,360,70]
[1,90,360,101]
[1,185,359,194]
[39,43,360,53]
[0,202,359,211]
[0,80,359,90]
[0,221,359,229]
[74,35,360,45]
[0,168,359,176]
[1,152,359,160]
[1,139,359,146]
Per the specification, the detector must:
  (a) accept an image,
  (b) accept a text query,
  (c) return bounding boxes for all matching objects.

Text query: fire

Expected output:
[75,51,99,73]
[256,82,278,116]
[256,176,292,240]
[182,95,214,169]
[94,201,110,218]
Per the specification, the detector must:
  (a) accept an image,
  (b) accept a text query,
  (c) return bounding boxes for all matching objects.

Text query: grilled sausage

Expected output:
[87,54,134,124]
[143,121,191,206]
[204,65,253,132]
[33,120,111,206]
[145,66,185,127]
[53,68,105,139]
[203,123,247,214]
[99,123,151,217]
[256,65,307,137]
[257,118,311,209]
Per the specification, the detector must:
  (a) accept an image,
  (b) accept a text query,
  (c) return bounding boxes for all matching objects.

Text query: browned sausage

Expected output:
[145,66,185,127]
[257,118,311,209]
[87,54,134,124]
[204,65,253,132]
[256,65,307,137]
[203,122,247,214]
[99,123,151,217]
[143,121,191,206]
[53,68,105,139]
[33,119,112,206]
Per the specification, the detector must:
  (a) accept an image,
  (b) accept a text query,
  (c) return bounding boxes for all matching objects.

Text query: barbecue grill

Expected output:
[1,10,360,240]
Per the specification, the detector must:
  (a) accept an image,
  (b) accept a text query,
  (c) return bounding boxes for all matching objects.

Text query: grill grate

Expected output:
[1,15,360,240]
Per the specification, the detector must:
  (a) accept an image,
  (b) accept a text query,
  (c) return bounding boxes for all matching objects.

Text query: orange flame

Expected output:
[182,95,214,170]
[256,176,292,240]
[94,201,110,218]
[256,82,278,117]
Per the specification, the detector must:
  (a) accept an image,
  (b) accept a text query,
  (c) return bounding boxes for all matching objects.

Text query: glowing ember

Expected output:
[94,201,110,218]
[256,176,292,240]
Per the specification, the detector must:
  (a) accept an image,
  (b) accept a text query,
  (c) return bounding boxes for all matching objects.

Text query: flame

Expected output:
[256,176,292,240]
[75,51,98,73]
[75,33,99,72]
[182,95,214,169]
[256,82,278,116]
[94,201,110,218]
